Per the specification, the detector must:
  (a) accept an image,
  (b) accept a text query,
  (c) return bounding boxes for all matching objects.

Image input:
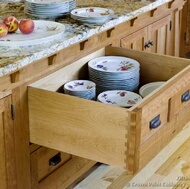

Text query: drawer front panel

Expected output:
[31,147,71,182]
[138,64,190,144]
[106,46,190,143]
[38,156,96,189]
[139,97,169,143]
[138,77,190,143]
[169,85,190,120]
[138,100,190,171]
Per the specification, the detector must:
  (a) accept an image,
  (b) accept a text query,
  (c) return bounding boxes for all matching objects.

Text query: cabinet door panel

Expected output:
[148,15,171,54]
[0,96,17,189]
[120,27,148,51]
[173,8,181,56]
[0,100,7,189]
[120,15,172,55]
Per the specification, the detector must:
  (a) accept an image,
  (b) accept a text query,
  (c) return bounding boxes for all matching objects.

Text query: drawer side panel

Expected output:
[28,87,130,168]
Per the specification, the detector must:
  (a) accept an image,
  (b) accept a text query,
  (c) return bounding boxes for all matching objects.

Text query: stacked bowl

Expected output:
[64,80,96,100]
[139,81,165,98]
[88,56,140,95]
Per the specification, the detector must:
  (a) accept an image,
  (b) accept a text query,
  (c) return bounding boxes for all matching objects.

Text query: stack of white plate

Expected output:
[97,90,142,108]
[70,7,114,25]
[24,0,76,19]
[88,56,140,95]
[64,80,96,100]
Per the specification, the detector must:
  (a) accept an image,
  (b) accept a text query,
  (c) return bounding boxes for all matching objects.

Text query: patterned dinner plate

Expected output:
[97,90,142,107]
[88,56,140,73]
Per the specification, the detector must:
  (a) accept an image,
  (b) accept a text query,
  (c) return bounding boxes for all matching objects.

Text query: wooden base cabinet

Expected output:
[117,0,186,57]
[121,15,172,54]
[0,0,187,188]
[0,95,17,189]
[180,0,190,57]
[28,46,190,174]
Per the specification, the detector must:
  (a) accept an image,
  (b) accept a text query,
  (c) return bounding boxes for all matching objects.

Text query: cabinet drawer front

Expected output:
[138,98,169,143]
[31,147,71,182]
[28,46,190,173]
[137,61,190,143]
[111,46,190,144]
[38,156,96,189]
[169,85,190,120]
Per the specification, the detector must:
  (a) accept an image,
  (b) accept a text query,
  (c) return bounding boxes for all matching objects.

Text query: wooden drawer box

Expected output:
[28,46,190,173]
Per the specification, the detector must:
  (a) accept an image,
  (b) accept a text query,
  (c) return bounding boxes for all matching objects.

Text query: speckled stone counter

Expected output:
[0,0,171,76]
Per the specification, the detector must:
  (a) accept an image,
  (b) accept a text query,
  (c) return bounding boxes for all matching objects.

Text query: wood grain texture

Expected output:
[3,95,17,189]
[12,86,31,189]
[0,0,187,188]
[149,15,171,54]
[35,147,71,181]
[30,48,105,92]
[138,100,190,171]
[38,156,96,189]
[121,15,171,55]
[30,147,72,188]
[28,48,131,168]
[29,87,129,168]
[74,122,190,189]
[28,46,190,175]
[0,98,8,189]
[0,96,17,189]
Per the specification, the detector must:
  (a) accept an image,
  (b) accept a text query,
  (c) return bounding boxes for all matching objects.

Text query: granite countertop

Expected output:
[0,0,171,77]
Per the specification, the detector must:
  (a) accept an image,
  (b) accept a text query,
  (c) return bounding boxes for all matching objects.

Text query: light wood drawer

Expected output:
[169,85,190,120]
[30,147,71,182]
[28,46,190,173]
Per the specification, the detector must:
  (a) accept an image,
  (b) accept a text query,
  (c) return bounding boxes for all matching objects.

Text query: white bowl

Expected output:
[64,80,95,92]
[63,80,96,100]
[139,82,165,98]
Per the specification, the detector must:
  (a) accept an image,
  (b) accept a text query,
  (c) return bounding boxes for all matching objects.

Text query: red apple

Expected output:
[87,8,94,12]
[0,22,8,37]
[19,19,35,34]
[3,16,19,33]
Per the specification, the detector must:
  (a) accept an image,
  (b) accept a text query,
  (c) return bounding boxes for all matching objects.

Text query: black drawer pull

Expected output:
[181,90,190,102]
[144,42,151,49]
[49,152,61,166]
[149,40,154,46]
[144,40,154,49]
[150,115,161,129]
